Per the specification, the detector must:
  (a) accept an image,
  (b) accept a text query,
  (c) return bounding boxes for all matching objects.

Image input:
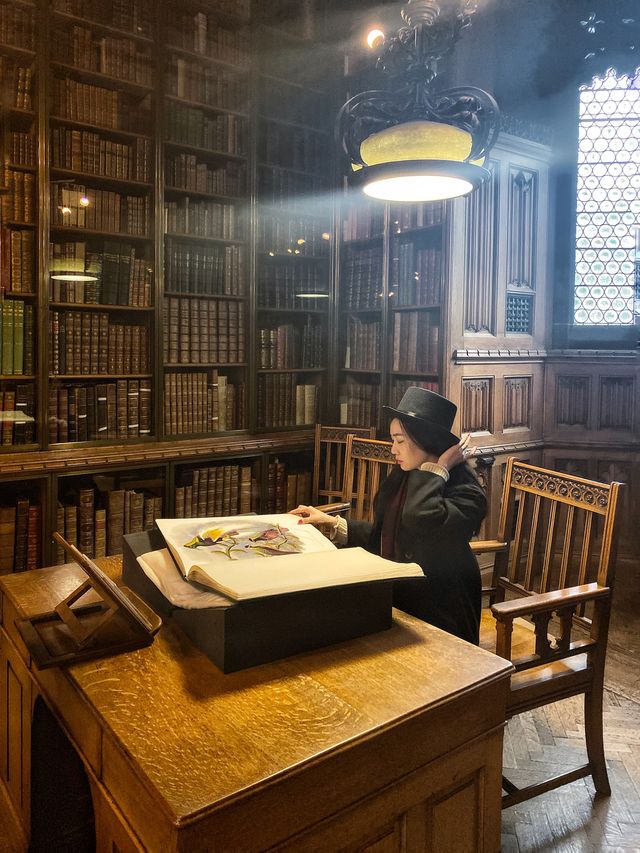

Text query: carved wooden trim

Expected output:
[462,378,492,433]
[454,348,547,363]
[349,438,395,463]
[504,376,531,430]
[555,376,590,427]
[599,377,635,430]
[464,159,498,334]
[507,167,538,291]
[510,463,611,512]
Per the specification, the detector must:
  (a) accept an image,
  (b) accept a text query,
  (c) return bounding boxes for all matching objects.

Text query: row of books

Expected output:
[390,202,444,233]
[166,60,246,111]
[52,185,150,236]
[56,487,162,561]
[390,244,442,307]
[1,300,34,375]
[257,377,318,428]
[338,379,380,427]
[164,241,245,297]
[392,312,440,374]
[390,379,439,407]
[52,25,153,87]
[342,203,385,242]
[258,322,325,370]
[3,229,34,294]
[165,102,245,155]
[0,1,36,50]
[167,13,249,67]
[0,499,39,574]
[0,58,33,110]
[0,385,35,445]
[51,128,151,183]
[48,379,152,442]
[344,318,381,371]
[341,247,384,310]
[2,171,35,223]
[165,154,245,197]
[49,311,150,375]
[265,461,311,513]
[256,80,322,134]
[163,198,240,240]
[257,262,327,309]
[163,297,246,365]
[258,168,325,210]
[51,0,154,40]
[260,121,326,176]
[175,463,253,519]
[164,370,244,435]
[50,241,152,307]
[53,77,152,135]
[9,131,36,167]
[257,216,330,256]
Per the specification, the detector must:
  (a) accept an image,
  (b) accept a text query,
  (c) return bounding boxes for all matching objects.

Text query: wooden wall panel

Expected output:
[463,160,499,335]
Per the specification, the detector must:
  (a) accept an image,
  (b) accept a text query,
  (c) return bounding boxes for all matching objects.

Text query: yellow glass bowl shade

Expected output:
[360,120,473,166]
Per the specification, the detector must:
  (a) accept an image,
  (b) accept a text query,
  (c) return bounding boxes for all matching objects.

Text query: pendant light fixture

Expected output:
[336,0,500,203]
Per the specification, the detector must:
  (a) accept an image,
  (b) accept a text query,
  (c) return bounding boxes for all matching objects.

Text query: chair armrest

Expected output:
[314,501,351,517]
[491,582,609,620]
[470,539,508,554]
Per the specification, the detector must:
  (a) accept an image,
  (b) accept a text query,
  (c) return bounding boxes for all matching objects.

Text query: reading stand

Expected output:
[15,534,161,669]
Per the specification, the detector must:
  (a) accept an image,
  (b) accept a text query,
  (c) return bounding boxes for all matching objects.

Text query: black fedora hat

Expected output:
[383,387,459,453]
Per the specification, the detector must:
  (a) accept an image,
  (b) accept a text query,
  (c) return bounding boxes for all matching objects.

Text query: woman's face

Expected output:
[389,418,438,470]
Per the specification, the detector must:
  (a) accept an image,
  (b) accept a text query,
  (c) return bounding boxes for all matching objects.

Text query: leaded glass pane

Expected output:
[574,66,640,325]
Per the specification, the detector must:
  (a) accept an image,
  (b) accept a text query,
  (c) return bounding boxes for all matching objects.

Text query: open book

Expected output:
[153,514,423,601]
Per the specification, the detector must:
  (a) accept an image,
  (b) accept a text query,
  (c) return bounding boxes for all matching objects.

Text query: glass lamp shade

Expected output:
[50,272,98,281]
[351,120,490,202]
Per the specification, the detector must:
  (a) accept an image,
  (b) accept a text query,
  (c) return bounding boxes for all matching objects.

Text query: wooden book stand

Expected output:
[16,533,162,669]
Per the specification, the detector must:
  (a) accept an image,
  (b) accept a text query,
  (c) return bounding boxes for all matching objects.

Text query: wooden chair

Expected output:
[311,425,376,507]
[476,458,623,807]
[340,435,396,522]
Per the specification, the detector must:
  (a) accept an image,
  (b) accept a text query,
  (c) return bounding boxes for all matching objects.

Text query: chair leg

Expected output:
[584,687,611,796]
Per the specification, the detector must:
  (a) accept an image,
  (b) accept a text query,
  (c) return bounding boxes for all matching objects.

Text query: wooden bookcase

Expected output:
[336,193,446,431]
[0,0,331,570]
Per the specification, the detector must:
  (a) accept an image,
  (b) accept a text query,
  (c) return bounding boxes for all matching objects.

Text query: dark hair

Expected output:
[397,415,452,457]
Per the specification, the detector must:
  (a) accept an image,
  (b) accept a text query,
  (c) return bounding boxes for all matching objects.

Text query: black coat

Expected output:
[346,464,487,644]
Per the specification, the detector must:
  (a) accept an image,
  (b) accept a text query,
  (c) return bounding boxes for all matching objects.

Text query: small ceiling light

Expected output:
[296,238,306,245]
[79,195,90,207]
[337,0,500,203]
[59,206,72,216]
[366,28,385,49]
[321,231,331,241]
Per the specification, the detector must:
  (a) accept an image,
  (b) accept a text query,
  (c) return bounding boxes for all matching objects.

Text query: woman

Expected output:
[289,387,487,644]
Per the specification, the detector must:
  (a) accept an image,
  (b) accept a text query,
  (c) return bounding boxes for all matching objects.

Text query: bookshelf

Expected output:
[0,0,335,569]
[336,194,445,429]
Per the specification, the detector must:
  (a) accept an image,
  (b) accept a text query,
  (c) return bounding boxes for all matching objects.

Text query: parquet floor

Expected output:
[502,555,640,852]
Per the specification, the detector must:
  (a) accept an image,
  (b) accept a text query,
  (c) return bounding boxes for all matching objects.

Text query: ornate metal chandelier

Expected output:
[336,0,500,202]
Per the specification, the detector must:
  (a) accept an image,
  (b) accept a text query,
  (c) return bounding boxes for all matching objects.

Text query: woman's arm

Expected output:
[400,469,487,540]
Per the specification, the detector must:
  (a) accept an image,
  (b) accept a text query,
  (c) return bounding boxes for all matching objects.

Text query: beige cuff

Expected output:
[328,515,348,545]
[418,461,450,482]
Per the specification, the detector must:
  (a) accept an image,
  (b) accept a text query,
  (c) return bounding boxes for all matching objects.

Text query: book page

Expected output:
[156,514,336,581]
[186,547,423,601]
[137,549,233,610]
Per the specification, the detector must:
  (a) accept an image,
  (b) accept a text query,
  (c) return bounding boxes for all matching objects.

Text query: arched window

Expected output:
[574,66,639,326]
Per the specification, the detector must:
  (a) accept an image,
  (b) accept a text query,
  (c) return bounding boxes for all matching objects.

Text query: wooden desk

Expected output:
[0,559,512,852]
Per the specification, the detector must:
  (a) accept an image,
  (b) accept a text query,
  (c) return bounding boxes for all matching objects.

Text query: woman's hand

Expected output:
[438,433,473,471]
[288,505,339,528]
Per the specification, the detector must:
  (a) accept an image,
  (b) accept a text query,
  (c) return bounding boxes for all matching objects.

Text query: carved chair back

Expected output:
[342,436,396,523]
[312,425,376,506]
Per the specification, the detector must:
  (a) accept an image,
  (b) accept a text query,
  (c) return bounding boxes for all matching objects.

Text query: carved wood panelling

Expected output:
[503,376,531,429]
[599,378,635,430]
[507,167,537,291]
[552,458,590,479]
[597,460,632,487]
[461,378,492,433]
[464,160,498,334]
[555,376,590,427]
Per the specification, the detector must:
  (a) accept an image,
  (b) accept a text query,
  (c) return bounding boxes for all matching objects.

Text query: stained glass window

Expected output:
[574,66,640,325]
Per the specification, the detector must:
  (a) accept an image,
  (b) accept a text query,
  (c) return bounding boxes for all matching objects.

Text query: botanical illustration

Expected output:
[183,522,304,561]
